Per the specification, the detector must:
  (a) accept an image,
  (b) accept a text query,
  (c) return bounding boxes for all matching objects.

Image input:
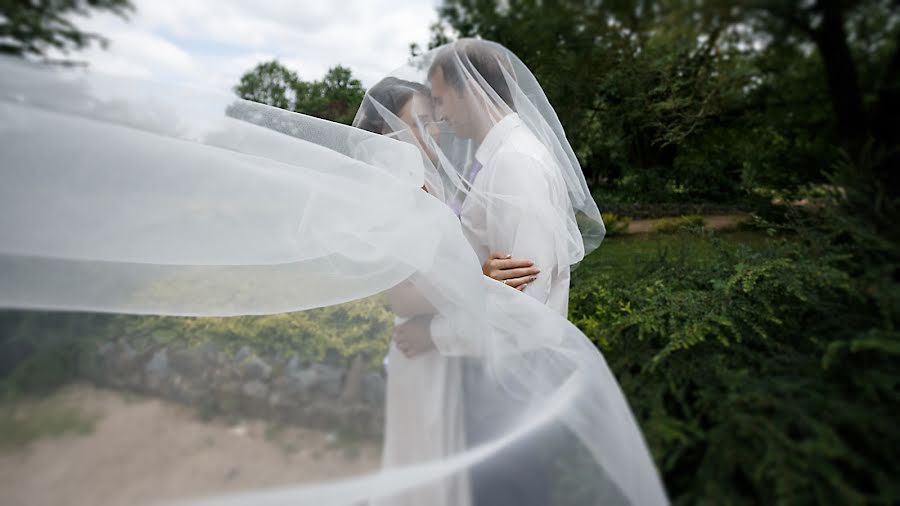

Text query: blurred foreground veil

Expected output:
[0,41,667,506]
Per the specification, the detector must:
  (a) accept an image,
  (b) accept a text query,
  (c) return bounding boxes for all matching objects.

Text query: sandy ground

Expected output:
[626,213,749,234]
[0,383,381,506]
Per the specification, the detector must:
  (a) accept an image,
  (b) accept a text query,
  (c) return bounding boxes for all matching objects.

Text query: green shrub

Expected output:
[0,312,118,399]
[653,215,705,233]
[0,396,96,450]
[0,296,393,400]
[570,219,899,505]
[108,295,393,366]
[602,212,632,236]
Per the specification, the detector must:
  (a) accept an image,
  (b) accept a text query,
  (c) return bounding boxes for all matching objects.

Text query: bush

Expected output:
[570,210,899,505]
[0,297,393,400]
[602,212,632,236]
[653,215,705,233]
[109,296,393,366]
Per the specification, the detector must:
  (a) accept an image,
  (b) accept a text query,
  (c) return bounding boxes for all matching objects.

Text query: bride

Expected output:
[0,40,668,506]
[354,75,471,506]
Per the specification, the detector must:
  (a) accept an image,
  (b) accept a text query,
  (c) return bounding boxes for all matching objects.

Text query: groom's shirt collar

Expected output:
[474,113,523,168]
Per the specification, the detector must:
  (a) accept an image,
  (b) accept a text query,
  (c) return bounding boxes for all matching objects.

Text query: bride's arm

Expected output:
[481,252,539,290]
[386,279,437,318]
[388,185,433,317]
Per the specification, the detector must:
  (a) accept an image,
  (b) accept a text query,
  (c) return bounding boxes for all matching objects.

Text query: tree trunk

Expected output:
[872,29,900,147]
[812,0,867,151]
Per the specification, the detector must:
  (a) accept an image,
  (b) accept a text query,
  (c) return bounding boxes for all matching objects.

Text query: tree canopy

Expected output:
[233,61,366,125]
[0,0,134,62]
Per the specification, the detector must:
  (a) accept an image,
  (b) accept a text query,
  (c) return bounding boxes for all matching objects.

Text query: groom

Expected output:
[395,39,570,506]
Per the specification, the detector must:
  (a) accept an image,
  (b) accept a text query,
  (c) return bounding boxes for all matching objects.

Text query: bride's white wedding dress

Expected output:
[377,320,470,506]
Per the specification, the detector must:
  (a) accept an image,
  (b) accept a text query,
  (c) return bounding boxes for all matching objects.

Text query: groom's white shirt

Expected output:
[431,113,572,354]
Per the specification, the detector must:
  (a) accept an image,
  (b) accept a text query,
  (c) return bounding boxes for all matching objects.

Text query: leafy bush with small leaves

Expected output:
[602,212,632,236]
[570,189,899,504]
[0,297,393,399]
[652,215,705,233]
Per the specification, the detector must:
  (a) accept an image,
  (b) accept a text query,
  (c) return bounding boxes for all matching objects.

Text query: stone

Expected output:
[242,355,272,381]
[240,379,269,414]
[362,371,386,406]
[76,335,385,435]
[145,348,169,390]
[312,363,344,398]
[169,346,205,377]
[234,346,253,362]
[340,356,365,403]
[242,380,268,399]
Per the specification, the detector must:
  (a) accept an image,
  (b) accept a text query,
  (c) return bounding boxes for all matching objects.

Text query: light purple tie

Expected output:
[467,160,483,185]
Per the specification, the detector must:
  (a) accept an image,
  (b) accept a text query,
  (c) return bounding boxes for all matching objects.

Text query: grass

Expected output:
[0,396,96,451]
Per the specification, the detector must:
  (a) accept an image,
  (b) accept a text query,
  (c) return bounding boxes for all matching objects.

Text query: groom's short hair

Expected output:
[428,40,515,110]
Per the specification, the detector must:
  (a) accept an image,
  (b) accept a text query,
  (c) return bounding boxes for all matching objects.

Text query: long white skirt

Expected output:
[374,329,471,506]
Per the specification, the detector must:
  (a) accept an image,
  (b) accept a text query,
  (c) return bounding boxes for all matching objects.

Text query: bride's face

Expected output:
[396,93,440,161]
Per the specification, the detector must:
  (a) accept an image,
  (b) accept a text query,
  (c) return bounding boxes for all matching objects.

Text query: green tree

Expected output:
[429,1,756,200]
[0,0,134,62]
[233,60,366,125]
[428,0,899,204]
[233,60,300,111]
[728,0,900,238]
[296,65,368,125]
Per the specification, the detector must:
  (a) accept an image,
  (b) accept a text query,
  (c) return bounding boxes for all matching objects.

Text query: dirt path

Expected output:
[0,383,380,506]
[626,213,750,234]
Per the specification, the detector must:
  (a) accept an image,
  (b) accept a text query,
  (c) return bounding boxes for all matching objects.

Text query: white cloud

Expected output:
[68,0,440,91]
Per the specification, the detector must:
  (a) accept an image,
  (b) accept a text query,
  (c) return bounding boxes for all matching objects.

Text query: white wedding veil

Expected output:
[0,39,665,506]
[354,40,605,273]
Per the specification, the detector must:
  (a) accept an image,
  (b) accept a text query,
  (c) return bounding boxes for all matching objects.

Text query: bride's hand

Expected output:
[482,251,539,291]
[394,315,436,358]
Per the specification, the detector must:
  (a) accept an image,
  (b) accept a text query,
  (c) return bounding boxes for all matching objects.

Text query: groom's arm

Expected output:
[484,152,559,306]
[427,153,559,356]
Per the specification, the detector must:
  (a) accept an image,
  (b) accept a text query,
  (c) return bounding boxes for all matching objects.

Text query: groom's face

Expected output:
[430,66,473,139]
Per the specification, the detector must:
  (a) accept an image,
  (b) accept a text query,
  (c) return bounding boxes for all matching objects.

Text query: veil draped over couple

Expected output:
[0,39,668,505]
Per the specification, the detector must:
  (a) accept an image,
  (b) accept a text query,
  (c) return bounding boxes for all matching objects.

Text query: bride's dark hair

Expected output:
[356,77,430,134]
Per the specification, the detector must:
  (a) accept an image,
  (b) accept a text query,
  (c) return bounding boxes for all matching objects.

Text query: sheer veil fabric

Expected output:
[0,39,667,506]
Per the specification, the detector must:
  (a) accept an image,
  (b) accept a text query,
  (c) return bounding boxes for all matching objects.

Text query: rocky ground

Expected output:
[0,383,381,506]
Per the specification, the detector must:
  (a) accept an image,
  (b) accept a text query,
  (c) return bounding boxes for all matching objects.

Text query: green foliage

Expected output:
[0,0,134,62]
[232,60,298,111]
[106,296,392,368]
[570,184,899,504]
[0,396,95,450]
[431,0,900,203]
[602,212,631,237]
[594,192,753,219]
[156,296,392,366]
[0,312,118,398]
[0,297,393,400]
[299,65,368,125]
[653,215,705,234]
[233,60,366,124]
[431,0,759,199]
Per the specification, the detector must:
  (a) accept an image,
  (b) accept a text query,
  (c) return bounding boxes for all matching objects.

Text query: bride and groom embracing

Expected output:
[355,39,659,506]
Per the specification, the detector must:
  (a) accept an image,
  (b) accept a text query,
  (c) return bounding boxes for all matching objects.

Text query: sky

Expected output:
[67,0,442,92]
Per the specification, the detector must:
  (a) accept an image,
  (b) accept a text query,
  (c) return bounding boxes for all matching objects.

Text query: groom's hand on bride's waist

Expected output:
[394,314,437,358]
[482,251,540,291]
